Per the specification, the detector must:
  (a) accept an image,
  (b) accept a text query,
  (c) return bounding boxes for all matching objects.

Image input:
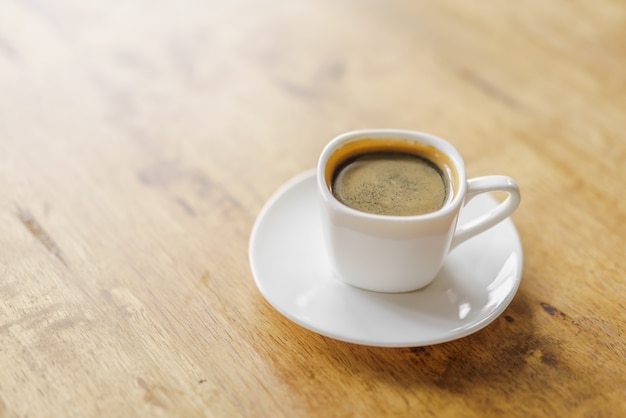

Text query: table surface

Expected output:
[1,0,625,416]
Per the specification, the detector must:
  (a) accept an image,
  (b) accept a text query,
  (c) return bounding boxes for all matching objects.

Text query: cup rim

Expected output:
[317,129,468,221]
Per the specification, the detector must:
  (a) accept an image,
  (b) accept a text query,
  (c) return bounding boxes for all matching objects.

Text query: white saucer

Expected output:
[249,170,523,347]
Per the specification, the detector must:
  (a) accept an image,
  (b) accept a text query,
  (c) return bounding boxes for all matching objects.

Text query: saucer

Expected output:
[249,170,523,347]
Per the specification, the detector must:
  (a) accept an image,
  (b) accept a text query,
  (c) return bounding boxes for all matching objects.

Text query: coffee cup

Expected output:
[317,129,520,293]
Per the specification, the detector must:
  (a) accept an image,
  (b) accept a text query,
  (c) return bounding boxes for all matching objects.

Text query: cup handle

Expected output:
[450,176,520,251]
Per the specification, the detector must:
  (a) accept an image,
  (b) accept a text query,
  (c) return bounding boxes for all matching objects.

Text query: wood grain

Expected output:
[1,0,625,416]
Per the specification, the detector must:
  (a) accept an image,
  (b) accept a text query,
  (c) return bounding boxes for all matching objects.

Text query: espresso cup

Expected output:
[317,129,520,293]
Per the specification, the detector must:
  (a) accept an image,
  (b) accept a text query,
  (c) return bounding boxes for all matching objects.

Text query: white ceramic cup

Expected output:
[317,129,520,293]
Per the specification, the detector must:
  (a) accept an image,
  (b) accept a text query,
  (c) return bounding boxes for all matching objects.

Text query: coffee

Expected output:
[332,151,449,216]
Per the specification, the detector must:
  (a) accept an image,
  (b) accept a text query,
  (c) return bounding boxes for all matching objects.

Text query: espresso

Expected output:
[332,152,448,216]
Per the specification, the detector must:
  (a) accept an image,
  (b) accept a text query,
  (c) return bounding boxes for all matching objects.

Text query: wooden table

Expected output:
[1,0,625,416]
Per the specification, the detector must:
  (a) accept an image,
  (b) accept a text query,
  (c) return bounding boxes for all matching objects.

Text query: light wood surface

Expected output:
[1,0,625,416]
